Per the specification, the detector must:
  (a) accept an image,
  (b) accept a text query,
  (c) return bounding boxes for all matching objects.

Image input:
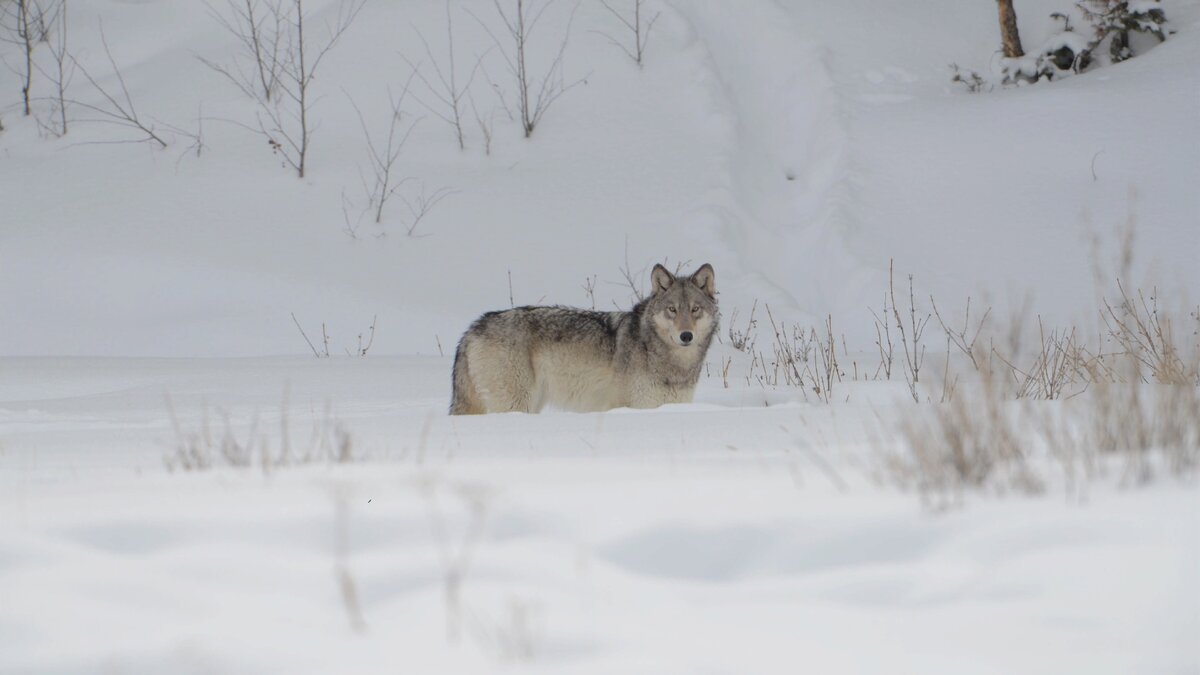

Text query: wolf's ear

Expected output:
[690,263,716,298]
[650,264,675,295]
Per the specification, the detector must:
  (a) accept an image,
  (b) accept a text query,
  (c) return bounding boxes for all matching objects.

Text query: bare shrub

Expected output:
[421,477,494,645]
[1074,374,1199,484]
[341,80,456,238]
[469,0,583,138]
[346,83,419,225]
[760,304,811,390]
[291,313,377,357]
[891,369,1042,509]
[403,0,487,151]
[164,394,356,472]
[580,274,598,309]
[756,304,840,403]
[594,0,659,67]
[1,0,56,117]
[869,291,895,380]
[204,0,365,177]
[1101,281,1194,385]
[32,0,70,136]
[199,0,285,102]
[887,282,1199,508]
[615,238,646,302]
[932,296,989,372]
[726,299,758,353]
[817,315,842,401]
[400,182,457,237]
[70,24,167,147]
[982,317,1089,401]
[468,91,497,155]
[889,261,930,402]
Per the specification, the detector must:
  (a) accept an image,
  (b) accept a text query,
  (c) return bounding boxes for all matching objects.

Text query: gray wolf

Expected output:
[450,263,718,414]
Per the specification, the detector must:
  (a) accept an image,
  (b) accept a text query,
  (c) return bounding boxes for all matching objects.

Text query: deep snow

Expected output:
[2,357,1198,674]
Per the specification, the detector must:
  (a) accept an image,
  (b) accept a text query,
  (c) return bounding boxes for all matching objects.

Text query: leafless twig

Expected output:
[69,22,167,147]
[199,0,286,102]
[402,183,457,237]
[291,311,323,357]
[31,0,70,136]
[468,0,585,137]
[423,479,493,645]
[402,0,490,150]
[206,0,365,177]
[346,77,421,224]
[593,0,659,67]
[889,260,929,402]
[334,491,368,634]
[1,0,58,116]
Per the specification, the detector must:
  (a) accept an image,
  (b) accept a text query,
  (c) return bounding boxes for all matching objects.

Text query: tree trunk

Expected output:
[19,0,32,116]
[996,0,1024,58]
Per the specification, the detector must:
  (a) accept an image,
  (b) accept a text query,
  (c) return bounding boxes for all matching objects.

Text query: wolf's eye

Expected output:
[691,305,701,315]
[667,306,677,315]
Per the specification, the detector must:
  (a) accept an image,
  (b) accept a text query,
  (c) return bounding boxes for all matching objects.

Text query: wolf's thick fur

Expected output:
[451,263,718,414]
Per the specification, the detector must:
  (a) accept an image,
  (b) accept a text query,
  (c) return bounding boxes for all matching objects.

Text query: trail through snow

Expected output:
[669,0,867,323]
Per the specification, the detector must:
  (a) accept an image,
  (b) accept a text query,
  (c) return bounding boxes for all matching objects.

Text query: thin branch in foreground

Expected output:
[334,492,368,634]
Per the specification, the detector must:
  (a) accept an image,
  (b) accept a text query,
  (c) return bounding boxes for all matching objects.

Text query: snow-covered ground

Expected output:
[3,357,1197,673]
[2,0,1198,672]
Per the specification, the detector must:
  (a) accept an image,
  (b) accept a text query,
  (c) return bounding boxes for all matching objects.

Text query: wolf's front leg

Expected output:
[627,381,694,409]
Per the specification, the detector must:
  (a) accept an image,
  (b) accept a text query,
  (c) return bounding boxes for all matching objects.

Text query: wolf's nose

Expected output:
[680,331,693,344]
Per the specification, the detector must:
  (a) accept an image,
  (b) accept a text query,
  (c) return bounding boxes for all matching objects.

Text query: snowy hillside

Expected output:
[2,0,1198,672]
[2,0,1196,356]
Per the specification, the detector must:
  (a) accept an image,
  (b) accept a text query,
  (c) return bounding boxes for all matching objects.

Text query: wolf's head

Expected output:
[644,263,718,351]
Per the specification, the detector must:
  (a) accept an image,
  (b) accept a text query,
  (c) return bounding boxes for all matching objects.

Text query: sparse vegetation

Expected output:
[70,23,168,147]
[421,476,494,646]
[291,313,378,357]
[163,392,356,471]
[594,0,659,68]
[886,318,1198,509]
[402,0,487,151]
[202,0,366,177]
[469,0,584,138]
[709,249,1197,507]
[32,0,69,137]
[341,80,456,238]
[1,0,56,117]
